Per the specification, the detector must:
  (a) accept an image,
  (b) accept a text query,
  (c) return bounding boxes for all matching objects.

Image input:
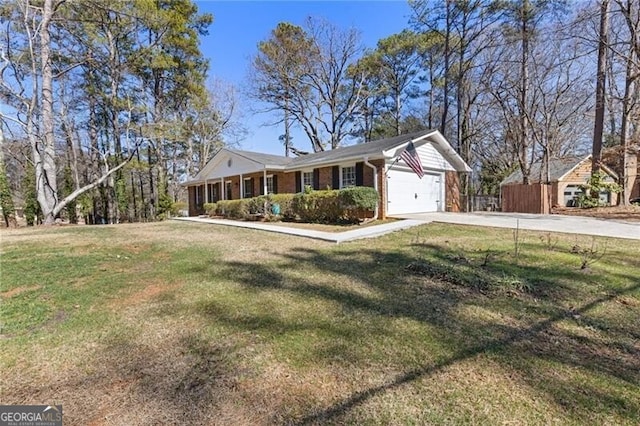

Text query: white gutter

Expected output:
[363,157,379,220]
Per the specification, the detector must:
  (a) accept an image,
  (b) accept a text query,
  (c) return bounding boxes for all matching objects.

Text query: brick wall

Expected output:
[317,166,333,190]
[278,171,297,193]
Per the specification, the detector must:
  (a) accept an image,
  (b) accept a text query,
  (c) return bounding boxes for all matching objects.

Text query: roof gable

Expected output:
[501,155,618,185]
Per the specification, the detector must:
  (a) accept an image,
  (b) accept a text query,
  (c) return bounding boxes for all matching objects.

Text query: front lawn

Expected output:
[1,222,638,424]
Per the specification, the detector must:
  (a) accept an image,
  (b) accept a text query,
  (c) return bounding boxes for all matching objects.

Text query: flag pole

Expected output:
[384,155,401,176]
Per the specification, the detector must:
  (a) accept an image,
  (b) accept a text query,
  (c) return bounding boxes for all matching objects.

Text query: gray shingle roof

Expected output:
[501,155,587,185]
[288,130,435,168]
[227,149,293,167]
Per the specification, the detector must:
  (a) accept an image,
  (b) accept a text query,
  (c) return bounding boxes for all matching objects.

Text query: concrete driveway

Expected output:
[393,212,640,240]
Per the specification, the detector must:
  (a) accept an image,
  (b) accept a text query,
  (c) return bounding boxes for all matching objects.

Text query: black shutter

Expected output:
[313,169,320,190]
[273,175,278,194]
[250,178,255,197]
[355,162,364,186]
[295,171,302,192]
[332,166,340,189]
[260,177,264,195]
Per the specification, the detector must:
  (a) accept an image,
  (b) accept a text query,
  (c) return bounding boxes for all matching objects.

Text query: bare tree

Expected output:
[250,18,368,151]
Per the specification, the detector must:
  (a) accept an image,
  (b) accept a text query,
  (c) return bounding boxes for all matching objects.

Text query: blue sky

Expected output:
[196,1,413,155]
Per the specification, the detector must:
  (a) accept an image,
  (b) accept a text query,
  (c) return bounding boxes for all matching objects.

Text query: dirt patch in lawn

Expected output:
[0,285,41,298]
[552,205,640,222]
[111,280,178,309]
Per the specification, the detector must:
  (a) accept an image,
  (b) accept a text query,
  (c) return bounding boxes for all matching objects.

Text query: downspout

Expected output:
[363,157,379,220]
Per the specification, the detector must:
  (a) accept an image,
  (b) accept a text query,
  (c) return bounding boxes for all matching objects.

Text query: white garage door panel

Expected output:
[387,170,442,215]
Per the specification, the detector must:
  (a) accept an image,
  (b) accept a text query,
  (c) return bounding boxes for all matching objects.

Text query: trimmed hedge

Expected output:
[293,186,379,223]
[204,187,378,224]
[203,203,217,216]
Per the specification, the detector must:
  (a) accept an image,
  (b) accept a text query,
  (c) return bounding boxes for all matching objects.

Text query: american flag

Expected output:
[400,141,424,178]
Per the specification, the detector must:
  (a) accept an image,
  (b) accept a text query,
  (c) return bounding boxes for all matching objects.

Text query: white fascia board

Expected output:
[381,131,435,159]
[181,179,205,187]
[382,130,472,173]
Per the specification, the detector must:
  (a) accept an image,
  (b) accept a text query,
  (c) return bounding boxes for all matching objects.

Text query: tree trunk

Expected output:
[38,0,59,225]
[440,2,452,135]
[592,0,610,176]
[519,0,531,185]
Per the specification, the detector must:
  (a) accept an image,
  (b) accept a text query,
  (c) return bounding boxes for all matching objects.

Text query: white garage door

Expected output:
[387,169,443,215]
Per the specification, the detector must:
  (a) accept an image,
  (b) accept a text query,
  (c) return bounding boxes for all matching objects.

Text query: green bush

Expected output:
[290,187,378,224]
[208,188,377,223]
[577,171,621,208]
[339,187,379,223]
[269,193,295,219]
[203,202,217,216]
[293,190,341,223]
[215,199,248,219]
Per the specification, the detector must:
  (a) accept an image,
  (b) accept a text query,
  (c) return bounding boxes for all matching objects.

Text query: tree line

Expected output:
[1,0,638,228]
[250,0,639,204]
[1,0,242,226]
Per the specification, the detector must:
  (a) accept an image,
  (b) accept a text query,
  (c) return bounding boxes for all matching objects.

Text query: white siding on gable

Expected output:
[200,152,264,180]
[416,142,455,171]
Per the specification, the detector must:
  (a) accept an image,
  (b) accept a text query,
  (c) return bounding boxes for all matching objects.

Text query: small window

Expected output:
[303,171,314,189]
[266,175,275,194]
[341,166,356,188]
[243,178,253,198]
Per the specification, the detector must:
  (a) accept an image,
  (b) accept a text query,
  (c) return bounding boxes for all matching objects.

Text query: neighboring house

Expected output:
[501,155,619,208]
[183,130,471,218]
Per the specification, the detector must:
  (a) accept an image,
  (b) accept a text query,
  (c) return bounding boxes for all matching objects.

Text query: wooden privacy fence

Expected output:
[501,184,550,214]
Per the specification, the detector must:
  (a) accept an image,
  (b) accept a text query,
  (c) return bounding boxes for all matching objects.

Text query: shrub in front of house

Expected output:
[210,188,377,223]
[292,187,379,223]
[203,203,217,216]
[293,189,343,223]
[576,171,621,208]
[268,194,296,219]
[338,186,379,222]
[215,200,248,219]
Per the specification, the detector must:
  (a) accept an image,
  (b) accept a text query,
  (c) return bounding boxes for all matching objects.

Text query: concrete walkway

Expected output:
[394,212,640,241]
[173,216,426,243]
[174,211,640,243]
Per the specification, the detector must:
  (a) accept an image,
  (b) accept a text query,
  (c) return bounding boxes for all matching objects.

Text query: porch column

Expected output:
[204,179,208,204]
[263,169,268,195]
[220,177,225,200]
[240,174,243,199]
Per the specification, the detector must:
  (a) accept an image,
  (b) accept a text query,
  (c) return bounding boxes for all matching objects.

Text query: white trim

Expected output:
[266,174,275,194]
[340,164,357,188]
[301,170,314,190]
[363,157,378,219]
[243,176,254,198]
[263,170,268,195]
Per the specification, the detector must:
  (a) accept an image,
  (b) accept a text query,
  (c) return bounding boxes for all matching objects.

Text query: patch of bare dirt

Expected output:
[111,281,178,309]
[552,206,640,222]
[0,285,41,298]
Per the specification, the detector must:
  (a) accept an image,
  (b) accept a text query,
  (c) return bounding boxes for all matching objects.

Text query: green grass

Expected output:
[1,222,639,425]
